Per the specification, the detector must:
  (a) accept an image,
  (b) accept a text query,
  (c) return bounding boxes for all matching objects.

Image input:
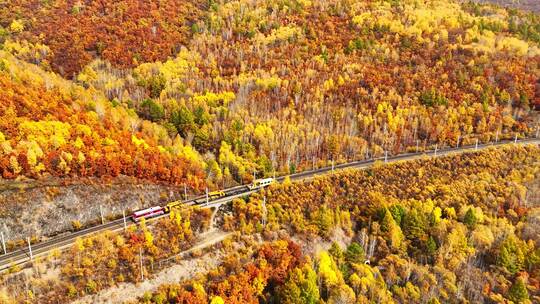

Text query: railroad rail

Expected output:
[0,138,539,271]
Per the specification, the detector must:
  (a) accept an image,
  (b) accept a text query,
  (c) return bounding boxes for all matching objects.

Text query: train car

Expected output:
[208,190,226,200]
[248,177,275,190]
[164,200,182,213]
[132,206,165,222]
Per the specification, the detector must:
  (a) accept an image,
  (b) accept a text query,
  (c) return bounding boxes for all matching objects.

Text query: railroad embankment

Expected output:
[0,176,184,242]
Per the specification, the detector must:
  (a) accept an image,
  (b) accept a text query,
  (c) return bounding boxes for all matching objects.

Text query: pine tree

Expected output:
[301,264,320,304]
[279,277,302,304]
[279,264,320,304]
[426,236,437,256]
[389,204,406,227]
[345,243,365,265]
[508,278,529,303]
[498,236,525,275]
[380,209,393,233]
[329,242,344,267]
[403,209,426,240]
[463,208,477,228]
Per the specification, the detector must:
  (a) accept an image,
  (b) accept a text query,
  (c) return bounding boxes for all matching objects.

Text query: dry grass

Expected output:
[473,0,540,12]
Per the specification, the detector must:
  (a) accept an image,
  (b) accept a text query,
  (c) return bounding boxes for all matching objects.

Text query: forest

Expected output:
[1,145,539,303]
[0,0,539,302]
[0,0,539,190]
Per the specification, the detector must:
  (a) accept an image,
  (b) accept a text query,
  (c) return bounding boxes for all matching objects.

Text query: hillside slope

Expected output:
[474,0,540,13]
[0,0,539,257]
[2,145,539,303]
[0,0,539,186]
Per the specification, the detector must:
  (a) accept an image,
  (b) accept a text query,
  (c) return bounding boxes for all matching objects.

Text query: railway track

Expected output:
[1,138,539,272]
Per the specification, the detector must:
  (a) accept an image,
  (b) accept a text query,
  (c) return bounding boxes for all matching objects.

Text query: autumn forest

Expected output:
[0,0,539,303]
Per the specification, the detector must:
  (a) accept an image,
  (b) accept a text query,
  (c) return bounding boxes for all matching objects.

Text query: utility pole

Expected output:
[139,247,144,281]
[99,205,105,225]
[122,210,127,231]
[475,139,479,151]
[262,196,267,227]
[27,237,33,261]
[222,166,226,189]
[1,232,6,255]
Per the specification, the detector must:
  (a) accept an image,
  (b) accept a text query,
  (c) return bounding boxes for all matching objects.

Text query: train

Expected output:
[248,177,276,190]
[208,190,226,200]
[132,206,165,222]
[131,177,277,222]
[164,200,183,213]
